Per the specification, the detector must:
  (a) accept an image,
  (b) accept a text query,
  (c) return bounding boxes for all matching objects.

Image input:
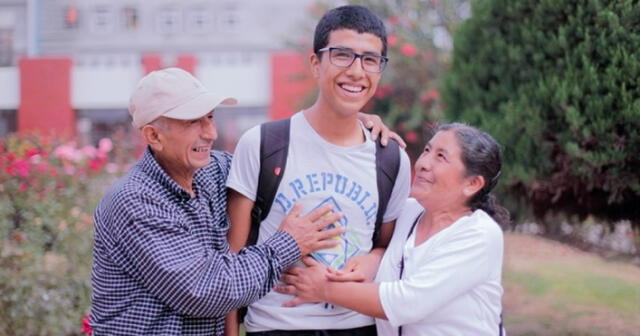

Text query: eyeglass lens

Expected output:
[330,48,386,73]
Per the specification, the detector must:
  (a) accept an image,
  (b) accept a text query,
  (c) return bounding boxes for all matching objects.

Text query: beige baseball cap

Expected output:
[129,67,237,128]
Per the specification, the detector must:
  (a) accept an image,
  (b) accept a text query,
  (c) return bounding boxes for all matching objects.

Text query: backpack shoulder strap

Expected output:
[248,118,291,245]
[373,138,401,244]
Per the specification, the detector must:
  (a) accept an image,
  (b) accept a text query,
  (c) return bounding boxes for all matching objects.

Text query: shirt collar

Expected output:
[138,146,195,200]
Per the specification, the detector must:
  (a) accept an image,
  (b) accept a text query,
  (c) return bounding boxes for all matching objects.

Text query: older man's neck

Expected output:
[154,156,196,196]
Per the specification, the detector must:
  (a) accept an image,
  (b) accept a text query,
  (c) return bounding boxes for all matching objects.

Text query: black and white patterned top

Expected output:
[90,147,300,335]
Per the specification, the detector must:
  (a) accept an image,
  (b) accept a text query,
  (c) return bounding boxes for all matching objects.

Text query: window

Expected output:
[0,29,13,67]
[90,6,115,34]
[156,7,182,35]
[218,6,239,32]
[64,5,80,29]
[186,7,213,34]
[121,6,138,30]
[0,110,16,137]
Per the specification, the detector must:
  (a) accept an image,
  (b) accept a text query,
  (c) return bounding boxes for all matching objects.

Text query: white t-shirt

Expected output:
[227,111,411,331]
[375,198,504,336]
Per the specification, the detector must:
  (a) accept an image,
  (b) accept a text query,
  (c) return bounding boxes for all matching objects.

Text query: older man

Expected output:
[89,67,343,335]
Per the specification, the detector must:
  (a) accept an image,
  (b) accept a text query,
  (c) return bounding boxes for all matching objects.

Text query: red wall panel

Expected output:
[18,58,74,136]
[269,51,315,121]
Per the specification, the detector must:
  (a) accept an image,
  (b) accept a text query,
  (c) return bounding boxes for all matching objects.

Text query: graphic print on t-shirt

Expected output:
[272,171,378,270]
[308,196,364,269]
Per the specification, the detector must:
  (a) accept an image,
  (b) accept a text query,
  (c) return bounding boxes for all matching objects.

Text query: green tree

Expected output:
[443,0,640,223]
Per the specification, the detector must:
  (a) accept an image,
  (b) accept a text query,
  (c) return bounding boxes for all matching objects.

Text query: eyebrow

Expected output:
[332,45,383,56]
[426,143,449,156]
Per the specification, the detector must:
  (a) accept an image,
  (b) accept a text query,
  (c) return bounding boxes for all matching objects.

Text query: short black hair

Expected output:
[313,5,387,56]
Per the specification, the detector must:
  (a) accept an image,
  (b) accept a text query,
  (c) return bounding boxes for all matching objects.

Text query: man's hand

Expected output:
[279,203,344,256]
[275,257,330,307]
[358,112,406,148]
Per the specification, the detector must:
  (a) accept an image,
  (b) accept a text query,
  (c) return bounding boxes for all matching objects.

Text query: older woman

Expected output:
[277,123,510,336]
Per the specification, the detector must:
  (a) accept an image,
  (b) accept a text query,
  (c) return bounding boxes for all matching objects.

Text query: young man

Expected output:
[226,5,411,335]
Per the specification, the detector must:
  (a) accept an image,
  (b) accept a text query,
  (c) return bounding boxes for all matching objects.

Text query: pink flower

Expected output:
[388,15,399,27]
[387,34,398,47]
[81,315,92,335]
[82,145,97,158]
[19,181,28,192]
[400,43,418,57]
[88,157,107,172]
[7,159,30,177]
[420,89,440,104]
[54,144,77,161]
[98,138,113,153]
[24,148,40,158]
[427,89,440,100]
[405,131,419,144]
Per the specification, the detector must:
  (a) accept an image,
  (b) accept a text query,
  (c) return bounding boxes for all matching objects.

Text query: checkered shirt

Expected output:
[90,147,300,335]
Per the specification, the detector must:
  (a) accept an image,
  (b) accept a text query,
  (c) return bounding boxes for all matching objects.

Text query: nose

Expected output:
[201,117,217,141]
[345,56,365,77]
[415,152,432,172]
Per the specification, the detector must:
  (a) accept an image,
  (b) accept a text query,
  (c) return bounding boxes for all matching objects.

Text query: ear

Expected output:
[463,175,485,198]
[141,125,163,152]
[309,53,321,79]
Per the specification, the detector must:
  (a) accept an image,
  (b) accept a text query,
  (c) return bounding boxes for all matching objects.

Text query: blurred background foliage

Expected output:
[0,133,130,335]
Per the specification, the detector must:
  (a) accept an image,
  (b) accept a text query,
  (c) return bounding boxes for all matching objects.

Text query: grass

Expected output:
[503,233,640,336]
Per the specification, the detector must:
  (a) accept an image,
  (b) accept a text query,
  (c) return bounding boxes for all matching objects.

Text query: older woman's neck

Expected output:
[417,205,473,244]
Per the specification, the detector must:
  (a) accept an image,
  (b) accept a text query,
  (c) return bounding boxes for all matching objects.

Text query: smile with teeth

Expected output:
[340,84,365,93]
[192,147,210,153]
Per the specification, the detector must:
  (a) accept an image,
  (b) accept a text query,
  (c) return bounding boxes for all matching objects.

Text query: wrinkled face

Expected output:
[411,130,472,207]
[311,29,384,117]
[154,112,217,174]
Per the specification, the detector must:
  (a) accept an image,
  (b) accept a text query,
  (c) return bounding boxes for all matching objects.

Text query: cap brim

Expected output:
[163,92,237,121]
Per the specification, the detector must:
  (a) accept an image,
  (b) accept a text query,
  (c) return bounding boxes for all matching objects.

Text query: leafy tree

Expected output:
[443,0,640,223]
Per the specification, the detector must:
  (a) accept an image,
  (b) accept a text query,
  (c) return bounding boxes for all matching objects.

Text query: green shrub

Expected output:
[443,0,640,223]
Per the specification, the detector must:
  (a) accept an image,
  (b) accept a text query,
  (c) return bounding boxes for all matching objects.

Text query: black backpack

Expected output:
[247,117,401,246]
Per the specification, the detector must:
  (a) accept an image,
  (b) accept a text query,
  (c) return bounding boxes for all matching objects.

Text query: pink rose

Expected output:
[400,43,418,57]
[388,34,398,47]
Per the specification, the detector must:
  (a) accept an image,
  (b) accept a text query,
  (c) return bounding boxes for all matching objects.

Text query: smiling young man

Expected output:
[226,5,411,336]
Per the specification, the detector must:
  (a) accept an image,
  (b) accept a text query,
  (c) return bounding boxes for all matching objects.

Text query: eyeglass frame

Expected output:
[317,47,389,73]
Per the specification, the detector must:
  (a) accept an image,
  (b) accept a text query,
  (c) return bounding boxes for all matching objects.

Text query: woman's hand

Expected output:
[275,257,331,307]
[358,112,406,148]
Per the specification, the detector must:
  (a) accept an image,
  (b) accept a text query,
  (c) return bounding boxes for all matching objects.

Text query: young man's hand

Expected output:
[327,248,384,282]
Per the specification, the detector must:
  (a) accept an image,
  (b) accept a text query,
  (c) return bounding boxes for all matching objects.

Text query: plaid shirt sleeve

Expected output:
[106,191,300,318]
[96,150,301,319]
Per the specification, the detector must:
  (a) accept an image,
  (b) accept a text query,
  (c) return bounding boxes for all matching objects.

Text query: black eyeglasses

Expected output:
[317,47,389,73]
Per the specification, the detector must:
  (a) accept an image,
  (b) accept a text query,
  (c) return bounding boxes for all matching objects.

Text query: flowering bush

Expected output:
[0,133,126,336]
